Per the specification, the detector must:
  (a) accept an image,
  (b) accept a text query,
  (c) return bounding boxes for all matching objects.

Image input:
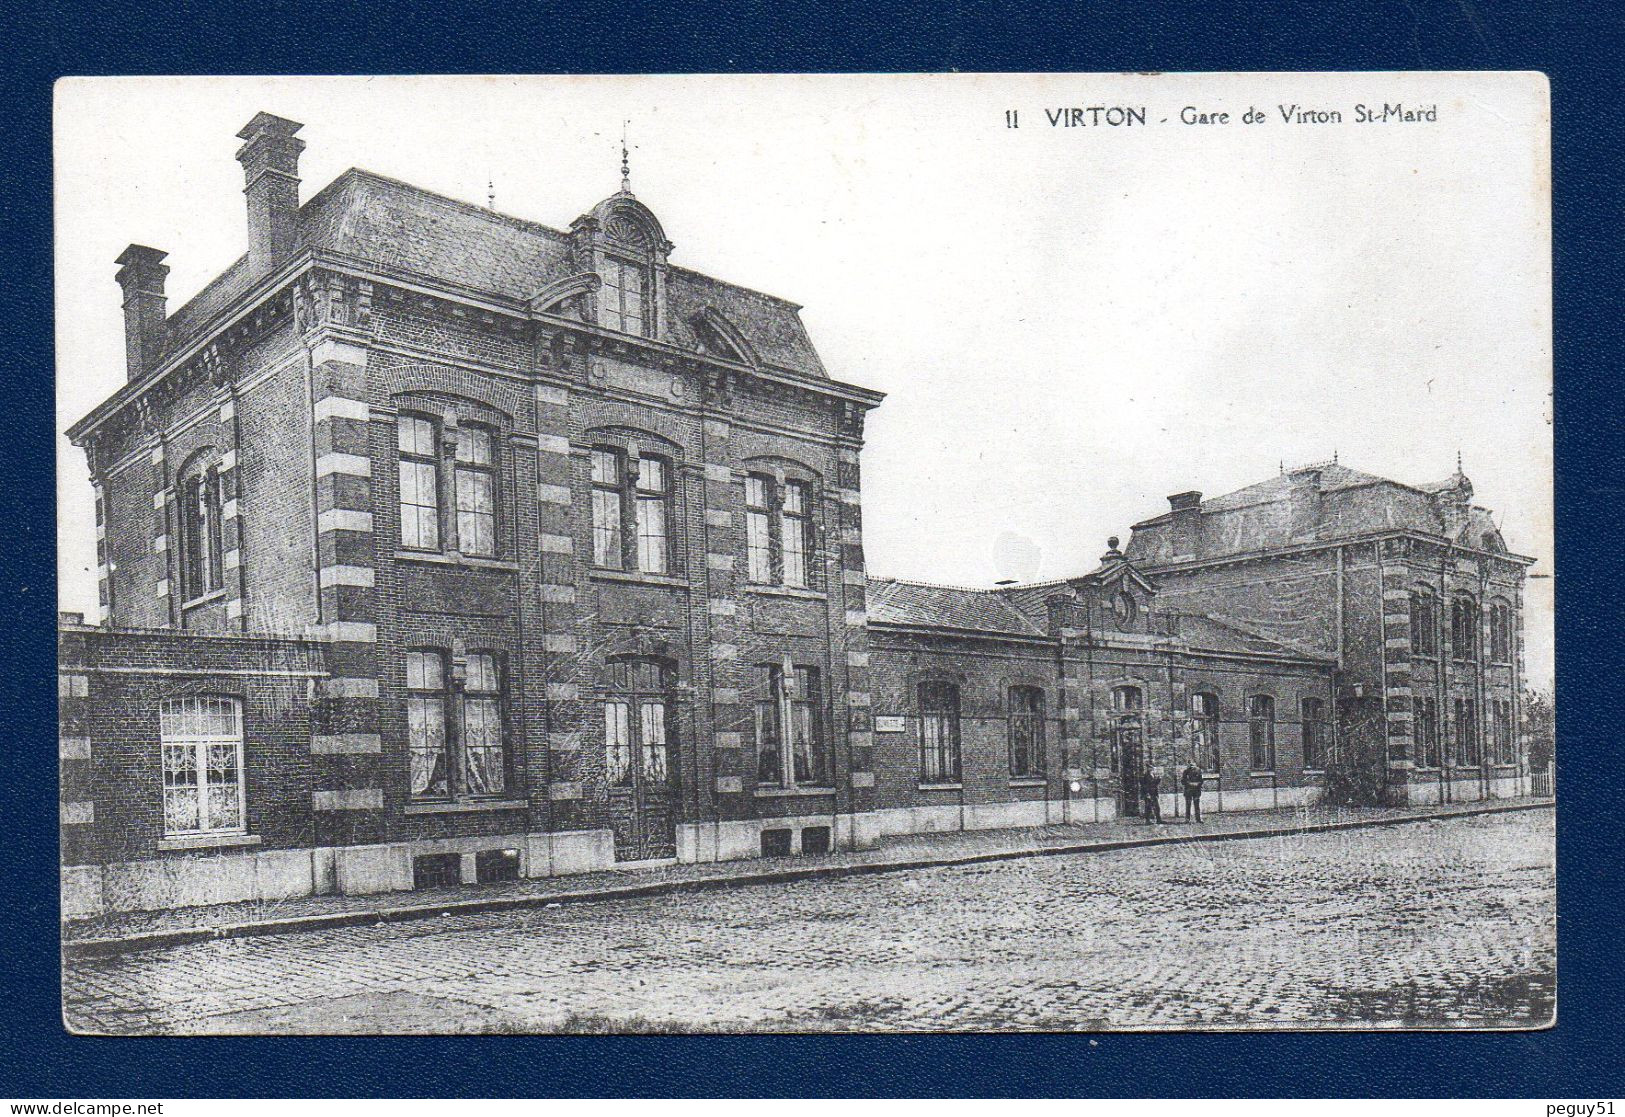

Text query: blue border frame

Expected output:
[6,0,1619,1098]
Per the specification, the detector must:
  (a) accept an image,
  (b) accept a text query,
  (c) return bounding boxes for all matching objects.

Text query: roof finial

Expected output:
[1456,448,1463,473]
[620,120,631,194]
[1279,459,1284,475]
[486,176,495,210]
[1332,448,1338,464]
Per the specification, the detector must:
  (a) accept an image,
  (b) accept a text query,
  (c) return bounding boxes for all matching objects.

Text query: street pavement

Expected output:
[62,808,1554,1033]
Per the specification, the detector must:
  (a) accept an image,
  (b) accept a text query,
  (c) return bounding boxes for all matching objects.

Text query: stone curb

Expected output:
[63,799,1553,960]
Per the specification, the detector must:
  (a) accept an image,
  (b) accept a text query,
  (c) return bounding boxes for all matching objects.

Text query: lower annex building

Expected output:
[58,114,1536,917]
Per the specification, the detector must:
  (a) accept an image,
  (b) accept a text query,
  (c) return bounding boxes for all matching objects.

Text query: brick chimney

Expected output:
[235,112,305,276]
[1167,490,1202,557]
[114,244,169,381]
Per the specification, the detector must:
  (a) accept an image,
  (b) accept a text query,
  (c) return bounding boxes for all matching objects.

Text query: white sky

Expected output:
[54,73,1553,687]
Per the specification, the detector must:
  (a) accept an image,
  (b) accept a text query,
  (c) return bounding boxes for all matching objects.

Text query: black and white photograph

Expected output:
[54,72,1554,1034]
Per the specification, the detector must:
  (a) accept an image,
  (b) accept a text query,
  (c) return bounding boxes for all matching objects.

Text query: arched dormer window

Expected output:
[178,451,225,603]
[576,194,670,340]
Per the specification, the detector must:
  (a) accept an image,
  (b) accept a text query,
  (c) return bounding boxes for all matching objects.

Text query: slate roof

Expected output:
[866,574,1328,661]
[1170,613,1331,662]
[1126,462,1512,564]
[865,577,1047,637]
[157,169,830,380]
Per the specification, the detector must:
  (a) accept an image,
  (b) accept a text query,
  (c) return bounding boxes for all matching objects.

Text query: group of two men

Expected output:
[1138,763,1206,823]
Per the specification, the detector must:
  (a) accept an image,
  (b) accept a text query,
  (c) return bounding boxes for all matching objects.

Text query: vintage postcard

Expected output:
[55,72,1553,1034]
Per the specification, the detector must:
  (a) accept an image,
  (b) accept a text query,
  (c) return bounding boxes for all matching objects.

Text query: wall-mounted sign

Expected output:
[874,715,907,733]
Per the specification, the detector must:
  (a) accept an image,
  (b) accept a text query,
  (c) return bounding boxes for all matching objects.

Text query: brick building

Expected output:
[1125,462,1534,805]
[60,114,1532,916]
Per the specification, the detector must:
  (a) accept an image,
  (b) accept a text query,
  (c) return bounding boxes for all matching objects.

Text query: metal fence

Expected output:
[1531,769,1554,797]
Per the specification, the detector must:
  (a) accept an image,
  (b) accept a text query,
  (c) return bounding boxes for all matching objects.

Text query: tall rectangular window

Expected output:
[1490,601,1513,663]
[180,463,225,600]
[160,696,244,836]
[1452,596,1480,662]
[1008,685,1046,777]
[604,700,633,787]
[1455,697,1480,765]
[1112,685,1144,775]
[1416,696,1440,767]
[454,425,497,557]
[640,700,669,783]
[407,650,449,798]
[756,663,827,787]
[1190,692,1219,771]
[744,472,816,588]
[1410,591,1437,656]
[745,474,773,583]
[591,449,625,570]
[919,681,962,784]
[398,415,441,551]
[600,257,647,336]
[1249,695,1276,771]
[781,480,810,588]
[635,457,670,574]
[461,652,506,795]
[1301,697,1326,769]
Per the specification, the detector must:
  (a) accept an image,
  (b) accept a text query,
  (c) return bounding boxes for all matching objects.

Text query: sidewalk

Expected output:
[63,795,1552,958]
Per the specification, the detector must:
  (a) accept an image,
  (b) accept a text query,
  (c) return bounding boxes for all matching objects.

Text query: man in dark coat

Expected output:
[1180,762,1205,822]
[1140,768,1163,823]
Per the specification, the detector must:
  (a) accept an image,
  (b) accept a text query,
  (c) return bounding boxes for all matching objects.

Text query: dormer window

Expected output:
[599,257,648,336]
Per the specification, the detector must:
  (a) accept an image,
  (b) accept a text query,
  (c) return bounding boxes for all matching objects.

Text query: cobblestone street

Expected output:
[62,808,1554,1033]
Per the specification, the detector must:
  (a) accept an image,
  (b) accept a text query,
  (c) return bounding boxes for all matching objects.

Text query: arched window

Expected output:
[160,696,244,836]
[1451,594,1480,662]
[591,447,674,575]
[399,412,505,558]
[1189,692,1219,771]
[1008,686,1046,777]
[1489,599,1513,663]
[1410,589,1438,656]
[1112,685,1144,775]
[1249,695,1276,771]
[178,454,225,601]
[744,472,817,588]
[919,681,962,784]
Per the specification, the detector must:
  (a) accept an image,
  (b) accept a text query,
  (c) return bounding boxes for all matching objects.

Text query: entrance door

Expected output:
[1118,724,1144,817]
[602,660,679,861]
[1112,685,1146,817]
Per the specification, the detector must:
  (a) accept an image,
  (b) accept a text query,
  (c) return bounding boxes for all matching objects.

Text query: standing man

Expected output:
[1180,761,1205,822]
[1142,766,1164,823]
